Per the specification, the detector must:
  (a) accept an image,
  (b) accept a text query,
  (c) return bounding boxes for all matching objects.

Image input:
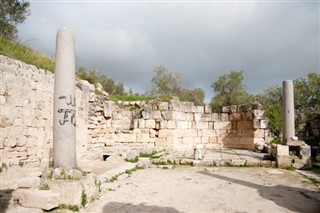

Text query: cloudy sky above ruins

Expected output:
[18,0,319,102]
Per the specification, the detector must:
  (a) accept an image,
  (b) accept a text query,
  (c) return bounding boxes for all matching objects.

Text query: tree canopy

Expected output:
[0,0,30,40]
[147,65,205,105]
[210,70,253,109]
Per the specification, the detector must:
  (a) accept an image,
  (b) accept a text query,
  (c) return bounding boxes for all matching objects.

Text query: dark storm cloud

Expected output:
[18,1,319,102]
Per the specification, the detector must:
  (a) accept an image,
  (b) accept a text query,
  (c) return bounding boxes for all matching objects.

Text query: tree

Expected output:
[0,0,30,40]
[294,72,320,120]
[147,65,205,105]
[210,71,253,109]
[147,65,182,97]
[177,87,205,106]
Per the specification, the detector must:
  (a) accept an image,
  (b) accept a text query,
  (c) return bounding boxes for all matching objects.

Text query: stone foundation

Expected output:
[0,55,272,167]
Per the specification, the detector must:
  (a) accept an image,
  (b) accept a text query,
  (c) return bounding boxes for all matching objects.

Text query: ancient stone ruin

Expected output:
[1,28,318,212]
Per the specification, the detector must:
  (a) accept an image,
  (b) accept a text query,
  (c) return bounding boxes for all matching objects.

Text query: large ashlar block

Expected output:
[161,111,173,120]
[237,121,253,130]
[254,129,265,138]
[103,101,113,118]
[260,120,268,129]
[175,121,191,129]
[204,105,212,114]
[173,111,186,120]
[195,121,209,129]
[229,113,242,121]
[158,130,175,138]
[145,119,156,129]
[175,129,197,137]
[158,102,169,110]
[276,145,289,156]
[213,122,232,130]
[253,110,265,120]
[15,189,60,210]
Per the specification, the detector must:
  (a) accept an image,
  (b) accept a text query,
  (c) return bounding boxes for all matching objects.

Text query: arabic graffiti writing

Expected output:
[57,95,76,126]
[58,109,76,126]
[58,95,75,106]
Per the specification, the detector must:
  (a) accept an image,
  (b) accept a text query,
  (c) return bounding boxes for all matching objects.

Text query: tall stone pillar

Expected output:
[282,80,295,145]
[53,28,76,168]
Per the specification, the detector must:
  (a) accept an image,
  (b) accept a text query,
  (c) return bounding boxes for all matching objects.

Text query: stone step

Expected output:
[97,162,137,182]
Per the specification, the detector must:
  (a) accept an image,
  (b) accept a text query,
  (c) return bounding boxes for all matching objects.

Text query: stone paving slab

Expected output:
[97,162,137,182]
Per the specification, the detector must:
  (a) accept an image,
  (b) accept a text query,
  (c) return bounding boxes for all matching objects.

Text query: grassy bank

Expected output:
[0,36,55,72]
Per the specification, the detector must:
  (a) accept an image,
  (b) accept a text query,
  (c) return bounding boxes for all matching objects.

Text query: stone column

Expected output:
[53,28,76,168]
[282,80,295,145]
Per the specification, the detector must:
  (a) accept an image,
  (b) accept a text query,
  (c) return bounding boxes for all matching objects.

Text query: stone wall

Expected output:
[87,98,271,159]
[0,55,91,167]
[0,55,271,166]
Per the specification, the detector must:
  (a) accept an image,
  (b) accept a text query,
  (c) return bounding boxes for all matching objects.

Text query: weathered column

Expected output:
[282,80,295,145]
[53,27,76,168]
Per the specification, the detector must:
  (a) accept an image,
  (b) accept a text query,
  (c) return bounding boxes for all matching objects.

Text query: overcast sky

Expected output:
[18,0,319,102]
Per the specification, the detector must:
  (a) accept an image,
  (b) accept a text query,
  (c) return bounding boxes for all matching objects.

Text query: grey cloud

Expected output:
[18,1,319,101]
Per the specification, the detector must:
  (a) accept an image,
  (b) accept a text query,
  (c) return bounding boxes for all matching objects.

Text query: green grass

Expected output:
[0,35,55,72]
[110,95,150,102]
[59,204,79,212]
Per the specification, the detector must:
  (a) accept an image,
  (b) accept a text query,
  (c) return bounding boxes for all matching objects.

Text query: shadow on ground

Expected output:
[0,189,13,212]
[103,202,183,213]
[199,171,320,213]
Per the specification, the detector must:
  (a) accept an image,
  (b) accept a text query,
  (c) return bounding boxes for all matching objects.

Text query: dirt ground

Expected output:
[85,166,320,213]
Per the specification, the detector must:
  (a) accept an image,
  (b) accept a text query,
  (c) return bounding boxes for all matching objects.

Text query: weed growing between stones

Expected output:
[81,190,88,208]
[285,165,296,171]
[39,183,50,190]
[59,204,80,212]
[308,177,320,185]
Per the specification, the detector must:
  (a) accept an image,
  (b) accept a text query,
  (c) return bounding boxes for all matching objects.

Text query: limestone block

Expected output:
[194,113,202,121]
[118,133,136,143]
[254,129,265,138]
[159,102,169,110]
[103,101,113,118]
[160,120,167,129]
[155,138,167,147]
[195,121,209,129]
[237,121,253,130]
[17,177,40,189]
[158,130,175,138]
[213,122,231,130]
[48,181,82,206]
[175,121,191,129]
[211,113,220,122]
[253,110,265,119]
[137,158,152,169]
[126,150,139,161]
[229,113,242,122]
[300,145,311,157]
[202,129,217,137]
[253,120,260,129]
[175,129,197,137]
[16,189,60,210]
[173,111,186,120]
[145,119,156,129]
[254,138,265,152]
[190,106,198,113]
[136,133,149,143]
[276,145,289,156]
[260,120,268,129]
[204,105,212,114]
[167,120,175,129]
[196,106,204,113]
[182,137,193,144]
[220,113,229,121]
[161,111,173,120]
[149,129,157,138]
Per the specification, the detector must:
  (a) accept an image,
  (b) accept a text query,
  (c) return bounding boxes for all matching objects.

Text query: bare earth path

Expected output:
[85,166,320,213]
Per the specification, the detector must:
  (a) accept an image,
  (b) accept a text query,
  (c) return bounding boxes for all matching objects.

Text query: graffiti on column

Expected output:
[58,95,76,126]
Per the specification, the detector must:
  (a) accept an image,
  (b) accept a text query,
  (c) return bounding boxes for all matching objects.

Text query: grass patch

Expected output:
[308,177,320,185]
[81,190,87,208]
[59,204,79,212]
[285,165,296,171]
[110,95,150,102]
[0,35,55,72]
[39,183,50,190]
[126,156,139,163]
[139,150,159,158]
